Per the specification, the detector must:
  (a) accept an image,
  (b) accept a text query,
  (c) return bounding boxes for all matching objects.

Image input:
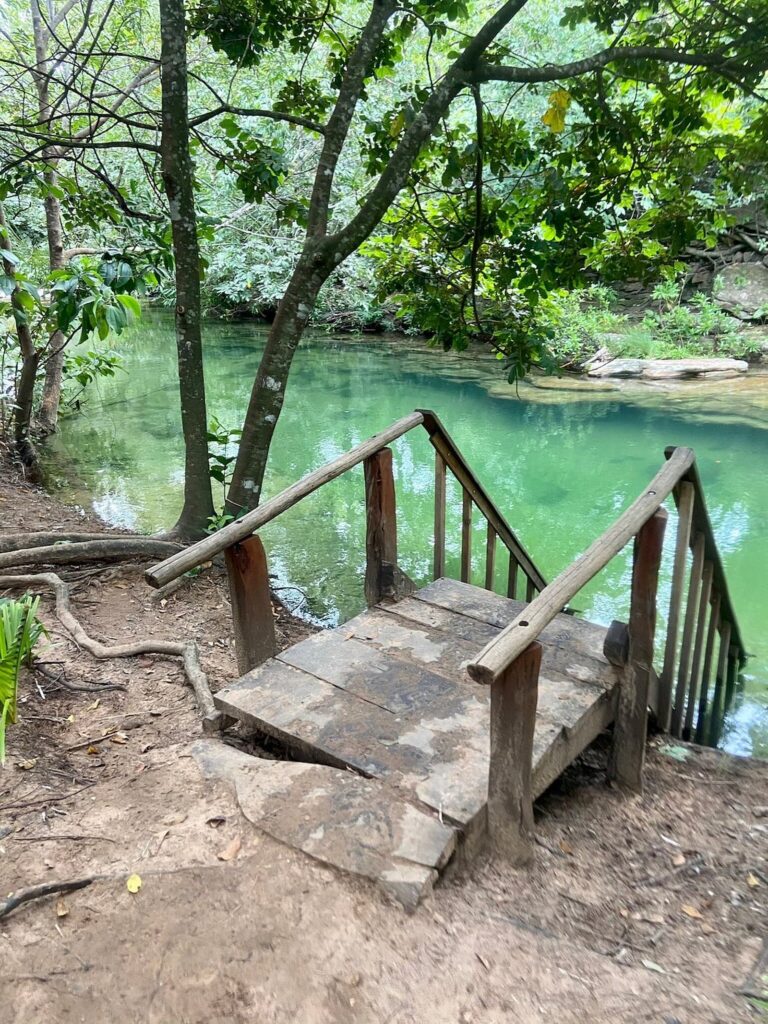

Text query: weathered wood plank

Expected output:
[707,619,731,747]
[671,531,705,737]
[608,510,667,792]
[507,553,519,600]
[224,535,276,675]
[684,560,713,739]
[434,451,446,581]
[488,642,540,865]
[345,607,610,729]
[412,578,617,686]
[657,481,695,729]
[695,591,720,745]
[485,524,496,591]
[461,490,472,584]
[364,447,398,607]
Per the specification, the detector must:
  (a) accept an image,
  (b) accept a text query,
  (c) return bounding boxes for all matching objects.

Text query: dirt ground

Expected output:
[1,459,767,1024]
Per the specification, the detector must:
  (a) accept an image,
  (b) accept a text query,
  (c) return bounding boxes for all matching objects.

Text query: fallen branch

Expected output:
[0,538,182,569]
[0,573,221,731]
[0,877,95,921]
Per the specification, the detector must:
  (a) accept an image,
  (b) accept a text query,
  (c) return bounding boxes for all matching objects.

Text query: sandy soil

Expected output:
[1,459,767,1024]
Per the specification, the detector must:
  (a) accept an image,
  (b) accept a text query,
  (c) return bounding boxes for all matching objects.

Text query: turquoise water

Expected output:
[48,313,768,756]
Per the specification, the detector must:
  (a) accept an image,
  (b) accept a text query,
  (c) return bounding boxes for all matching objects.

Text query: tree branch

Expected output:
[473,44,763,85]
[189,104,324,135]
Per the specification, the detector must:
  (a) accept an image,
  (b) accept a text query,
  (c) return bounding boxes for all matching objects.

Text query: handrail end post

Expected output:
[487,641,541,867]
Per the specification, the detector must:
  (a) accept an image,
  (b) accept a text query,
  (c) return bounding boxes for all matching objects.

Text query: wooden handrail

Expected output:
[664,447,745,658]
[418,410,547,592]
[145,411,425,588]
[466,447,697,685]
[146,408,546,595]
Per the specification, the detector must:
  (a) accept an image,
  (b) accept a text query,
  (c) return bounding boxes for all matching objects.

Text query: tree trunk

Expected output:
[226,250,329,515]
[30,0,66,435]
[0,202,41,479]
[158,0,215,539]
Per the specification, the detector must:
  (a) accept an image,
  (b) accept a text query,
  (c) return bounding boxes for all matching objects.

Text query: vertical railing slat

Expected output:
[485,524,496,591]
[683,560,714,739]
[707,620,731,747]
[433,451,446,580]
[671,531,705,737]
[695,591,721,745]
[507,554,519,600]
[461,489,472,583]
[658,481,695,730]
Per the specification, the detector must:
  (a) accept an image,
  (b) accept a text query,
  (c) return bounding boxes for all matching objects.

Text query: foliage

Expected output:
[534,286,625,367]
[206,416,242,531]
[0,594,46,765]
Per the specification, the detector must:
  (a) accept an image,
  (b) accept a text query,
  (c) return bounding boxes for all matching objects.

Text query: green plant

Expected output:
[0,594,47,764]
[532,286,625,367]
[206,416,242,532]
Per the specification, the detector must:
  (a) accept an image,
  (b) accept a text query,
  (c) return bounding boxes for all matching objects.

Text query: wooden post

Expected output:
[525,577,536,602]
[484,524,496,591]
[608,510,667,793]
[695,591,720,745]
[507,553,519,600]
[225,535,276,676]
[461,489,472,583]
[364,447,399,606]
[670,531,705,737]
[434,451,446,580]
[487,641,541,865]
[683,560,714,740]
[707,620,731,747]
[657,482,695,730]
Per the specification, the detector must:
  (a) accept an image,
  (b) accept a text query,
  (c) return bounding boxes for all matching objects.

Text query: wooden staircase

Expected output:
[147,410,746,905]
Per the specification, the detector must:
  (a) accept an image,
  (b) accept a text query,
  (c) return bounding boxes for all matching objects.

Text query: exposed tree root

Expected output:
[0,532,147,553]
[0,572,221,731]
[0,537,183,569]
[0,877,96,922]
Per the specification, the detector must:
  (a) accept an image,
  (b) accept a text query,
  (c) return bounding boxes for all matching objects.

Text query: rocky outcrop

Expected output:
[587,357,749,381]
[713,264,768,320]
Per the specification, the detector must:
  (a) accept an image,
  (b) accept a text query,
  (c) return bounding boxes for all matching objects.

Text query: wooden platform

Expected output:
[212,579,620,899]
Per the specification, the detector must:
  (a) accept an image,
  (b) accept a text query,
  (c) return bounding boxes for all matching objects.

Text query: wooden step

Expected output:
[214,579,620,836]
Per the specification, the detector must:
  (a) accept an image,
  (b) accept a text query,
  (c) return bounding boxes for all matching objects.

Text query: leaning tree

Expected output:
[185,0,767,517]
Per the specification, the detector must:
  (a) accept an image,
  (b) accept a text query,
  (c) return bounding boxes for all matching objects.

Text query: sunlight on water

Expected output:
[47,311,768,757]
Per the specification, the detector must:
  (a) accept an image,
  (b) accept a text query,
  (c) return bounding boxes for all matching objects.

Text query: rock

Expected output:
[588,358,646,378]
[581,346,611,371]
[588,358,748,380]
[713,264,768,320]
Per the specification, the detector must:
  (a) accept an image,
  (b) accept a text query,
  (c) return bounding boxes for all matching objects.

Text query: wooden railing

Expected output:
[146,416,745,865]
[465,445,746,859]
[145,410,545,672]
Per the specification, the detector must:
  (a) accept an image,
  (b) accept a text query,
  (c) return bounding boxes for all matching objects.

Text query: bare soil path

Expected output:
[1,461,766,1023]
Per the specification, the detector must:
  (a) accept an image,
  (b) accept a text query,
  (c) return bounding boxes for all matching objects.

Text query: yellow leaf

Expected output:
[126,873,142,894]
[542,89,571,134]
[390,111,406,137]
[681,904,703,919]
[87,699,100,711]
[746,872,760,888]
[56,897,69,918]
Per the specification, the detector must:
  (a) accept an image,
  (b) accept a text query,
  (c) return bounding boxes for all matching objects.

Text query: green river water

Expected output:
[48,312,768,757]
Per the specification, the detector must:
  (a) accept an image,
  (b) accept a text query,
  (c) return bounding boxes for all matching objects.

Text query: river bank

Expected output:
[2,456,768,1023]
